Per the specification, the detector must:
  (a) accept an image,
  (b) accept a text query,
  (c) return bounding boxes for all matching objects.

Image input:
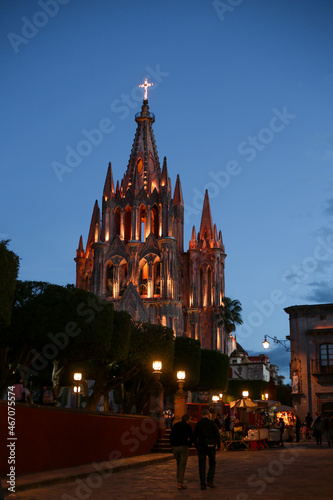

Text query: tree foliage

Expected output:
[0,240,19,328]
[216,297,243,335]
[198,349,229,392]
[115,322,175,414]
[0,282,114,398]
[83,309,132,411]
[172,336,201,389]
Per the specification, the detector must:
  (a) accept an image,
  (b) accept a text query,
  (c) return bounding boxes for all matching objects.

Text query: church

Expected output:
[75,80,227,351]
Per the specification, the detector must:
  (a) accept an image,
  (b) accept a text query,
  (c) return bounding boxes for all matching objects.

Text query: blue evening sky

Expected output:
[1,0,333,380]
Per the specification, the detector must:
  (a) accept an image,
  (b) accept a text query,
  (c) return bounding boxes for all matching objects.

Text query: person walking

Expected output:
[169,414,195,490]
[305,412,313,440]
[194,409,221,490]
[295,415,302,443]
[312,415,323,446]
[328,415,333,447]
[278,418,285,447]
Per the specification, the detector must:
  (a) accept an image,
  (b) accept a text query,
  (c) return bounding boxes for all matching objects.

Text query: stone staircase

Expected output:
[152,429,197,455]
[152,428,172,453]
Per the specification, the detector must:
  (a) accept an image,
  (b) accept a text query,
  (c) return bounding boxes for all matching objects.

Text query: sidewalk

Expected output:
[3,440,333,499]
[3,453,174,495]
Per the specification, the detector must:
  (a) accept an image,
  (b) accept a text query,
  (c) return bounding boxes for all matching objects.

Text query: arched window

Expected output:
[137,157,143,174]
[140,205,147,242]
[199,267,203,306]
[153,260,161,296]
[119,260,128,296]
[152,204,159,238]
[139,259,148,295]
[114,207,120,236]
[124,206,132,242]
[207,267,212,307]
[105,262,114,297]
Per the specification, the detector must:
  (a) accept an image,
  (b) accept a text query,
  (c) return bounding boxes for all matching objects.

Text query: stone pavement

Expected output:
[3,441,333,500]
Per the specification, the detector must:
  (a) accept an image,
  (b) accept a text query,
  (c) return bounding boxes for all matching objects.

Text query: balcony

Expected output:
[311,359,333,385]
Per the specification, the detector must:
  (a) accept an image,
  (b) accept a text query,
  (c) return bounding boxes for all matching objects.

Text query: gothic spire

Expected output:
[76,235,85,259]
[121,99,161,194]
[86,200,100,250]
[199,190,213,239]
[173,174,184,206]
[103,162,115,199]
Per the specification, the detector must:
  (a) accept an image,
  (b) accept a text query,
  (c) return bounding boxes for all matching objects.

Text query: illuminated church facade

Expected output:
[75,84,227,351]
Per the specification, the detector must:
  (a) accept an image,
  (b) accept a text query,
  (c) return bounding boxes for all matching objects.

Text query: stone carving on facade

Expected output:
[291,357,302,394]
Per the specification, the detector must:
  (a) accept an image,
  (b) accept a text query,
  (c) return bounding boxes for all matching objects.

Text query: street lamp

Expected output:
[262,334,290,352]
[177,370,185,389]
[242,390,249,398]
[153,360,162,373]
[150,361,164,432]
[174,370,186,424]
[212,395,219,403]
[73,372,82,409]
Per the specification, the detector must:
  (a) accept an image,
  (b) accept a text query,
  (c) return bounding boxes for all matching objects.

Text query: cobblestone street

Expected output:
[7,442,333,500]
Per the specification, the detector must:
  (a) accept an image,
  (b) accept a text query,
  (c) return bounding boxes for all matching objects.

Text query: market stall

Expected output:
[275,405,296,442]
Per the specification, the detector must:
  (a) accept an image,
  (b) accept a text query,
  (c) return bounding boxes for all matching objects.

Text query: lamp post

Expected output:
[150,361,165,434]
[174,370,186,424]
[73,372,82,409]
[240,390,249,427]
[262,335,290,352]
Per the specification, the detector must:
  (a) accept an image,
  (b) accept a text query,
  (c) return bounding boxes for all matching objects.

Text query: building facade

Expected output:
[229,351,271,382]
[285,303,333,420]
[75,97,227,351]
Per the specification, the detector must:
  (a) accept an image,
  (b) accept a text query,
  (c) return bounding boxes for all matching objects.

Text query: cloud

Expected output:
[304,280,333,303]
[266,346,291,380]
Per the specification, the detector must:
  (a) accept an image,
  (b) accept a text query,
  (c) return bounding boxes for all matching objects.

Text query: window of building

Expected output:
[124,206,132,242]
[320,343,333,367]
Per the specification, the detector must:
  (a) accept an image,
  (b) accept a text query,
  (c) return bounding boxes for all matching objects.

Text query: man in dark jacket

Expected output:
[194,409,221,490]
[169,413,195,490]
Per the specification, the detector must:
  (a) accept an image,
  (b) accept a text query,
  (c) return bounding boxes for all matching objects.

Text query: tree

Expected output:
[116,322,175,414]
[0,282,114,398]
[217,297,243,334]
[170,336,201,391]
[0,240,19,328]
[217,297,243,351]
[198,349,229,392]
[83,309,132,411]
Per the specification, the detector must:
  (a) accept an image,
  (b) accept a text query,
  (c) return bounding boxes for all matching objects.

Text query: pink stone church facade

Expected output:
[75,95,227,351]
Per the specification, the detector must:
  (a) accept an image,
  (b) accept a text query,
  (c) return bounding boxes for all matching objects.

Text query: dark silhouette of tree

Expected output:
[0,240,19,328]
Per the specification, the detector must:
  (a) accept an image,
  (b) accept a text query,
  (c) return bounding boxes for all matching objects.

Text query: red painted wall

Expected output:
[0,402,158,476]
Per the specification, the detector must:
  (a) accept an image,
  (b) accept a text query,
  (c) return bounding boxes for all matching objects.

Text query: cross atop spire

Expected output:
[139,77,153,101]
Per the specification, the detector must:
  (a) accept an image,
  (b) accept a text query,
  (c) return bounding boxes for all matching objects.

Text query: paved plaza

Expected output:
[5,442,333,500]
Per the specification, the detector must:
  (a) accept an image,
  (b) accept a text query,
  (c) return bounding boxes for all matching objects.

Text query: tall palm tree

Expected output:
[217,297,243,335]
